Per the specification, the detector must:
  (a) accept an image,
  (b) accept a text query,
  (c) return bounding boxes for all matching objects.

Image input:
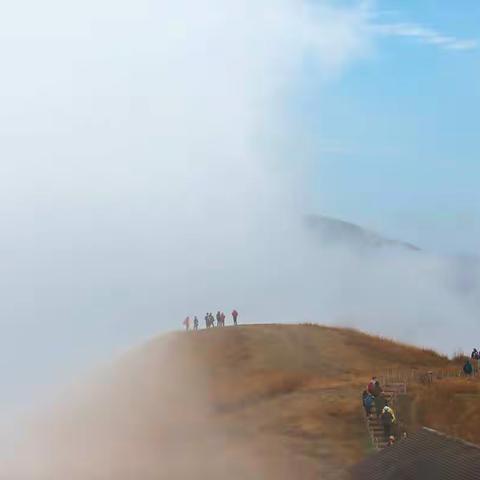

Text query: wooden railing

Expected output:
[379,365,465,387]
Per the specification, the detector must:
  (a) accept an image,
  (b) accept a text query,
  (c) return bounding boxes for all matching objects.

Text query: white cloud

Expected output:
[0,0,373,409]
[0,0,478,420]
[373,22,478,51]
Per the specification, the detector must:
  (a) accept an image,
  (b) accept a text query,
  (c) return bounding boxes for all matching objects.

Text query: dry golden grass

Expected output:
[409,377,480,444]
[177,324,458,473]
[6,323,470,480]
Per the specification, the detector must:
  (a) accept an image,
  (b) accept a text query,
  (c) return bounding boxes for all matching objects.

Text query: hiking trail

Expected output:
[365,382,406,450]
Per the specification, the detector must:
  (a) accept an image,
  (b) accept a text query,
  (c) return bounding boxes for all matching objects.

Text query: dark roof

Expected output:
[351,427,480,480]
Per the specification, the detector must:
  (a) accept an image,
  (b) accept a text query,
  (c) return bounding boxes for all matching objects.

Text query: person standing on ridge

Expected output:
[193,316,199,330]
[216,311,221,327]
[232,309,239,326]
[463,359,473,376]
[183,316,190,331]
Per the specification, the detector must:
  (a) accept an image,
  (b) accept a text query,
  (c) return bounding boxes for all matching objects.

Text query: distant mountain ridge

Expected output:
[305,214,421,252]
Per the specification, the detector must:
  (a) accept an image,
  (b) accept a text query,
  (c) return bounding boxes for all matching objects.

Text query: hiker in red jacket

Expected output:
[367,377,376,395]
[232,309,239,326]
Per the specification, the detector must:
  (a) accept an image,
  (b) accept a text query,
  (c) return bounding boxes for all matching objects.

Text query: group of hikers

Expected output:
[362,377,397,446]
[182,309,239,331]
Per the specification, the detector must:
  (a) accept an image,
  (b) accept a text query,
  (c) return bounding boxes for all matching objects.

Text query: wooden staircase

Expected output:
[365,383,406,451]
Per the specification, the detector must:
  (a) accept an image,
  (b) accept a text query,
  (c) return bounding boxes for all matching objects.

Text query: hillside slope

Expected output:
[305,215,420,251]
[3,324,452,479]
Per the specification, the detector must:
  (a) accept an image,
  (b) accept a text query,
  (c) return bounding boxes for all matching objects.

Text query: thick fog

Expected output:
[0,0,478,419]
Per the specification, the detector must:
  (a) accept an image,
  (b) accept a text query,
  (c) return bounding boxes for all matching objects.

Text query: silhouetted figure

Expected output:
[464,359,473,376]
[374,393,387,418]
[216,311,221,327]
[232,309,239,326]
[205,313,210,328]
[372,380,382,398]
[183,316,190,331]
[193,316,199,330]
[220,312,226,327]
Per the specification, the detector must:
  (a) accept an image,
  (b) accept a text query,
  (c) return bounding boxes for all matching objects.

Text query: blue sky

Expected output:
[301,1,480,254]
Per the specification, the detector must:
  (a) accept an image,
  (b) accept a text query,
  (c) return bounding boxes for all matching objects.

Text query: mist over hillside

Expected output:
[304,213,480,296]
[0,0,478,423]
[305,215,420,252]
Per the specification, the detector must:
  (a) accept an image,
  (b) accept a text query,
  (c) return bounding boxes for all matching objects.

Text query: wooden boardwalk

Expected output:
[365,383,406,451]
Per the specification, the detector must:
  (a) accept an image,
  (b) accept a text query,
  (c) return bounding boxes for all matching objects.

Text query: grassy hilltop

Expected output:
[6,324,475,479]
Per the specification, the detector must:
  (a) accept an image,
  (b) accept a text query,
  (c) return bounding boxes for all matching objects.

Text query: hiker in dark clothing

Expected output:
[216,311,221,327]
[381,408,394,440]
[205,313,210,328]
[463,359,473,376]
[372,380,382,398]
[193,316,199,330]
[362,390,374,417]
[374,393,387,418]
[232,309,239,326]
[471,349,478,360]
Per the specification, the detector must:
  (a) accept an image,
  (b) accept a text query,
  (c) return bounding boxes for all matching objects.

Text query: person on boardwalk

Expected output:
[374,392,387,418]
[372,380,382,398]
[193,316,199,330]
[381,406,394,440]
[463,359,473,376]
[362,390,374,417]
[183,316,190,331]
[367,377,376,395]
[383,405,396,423]
[232,309,239,326]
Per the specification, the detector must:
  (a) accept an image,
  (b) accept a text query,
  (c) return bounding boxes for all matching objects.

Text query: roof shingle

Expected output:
[351,427,480,480]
